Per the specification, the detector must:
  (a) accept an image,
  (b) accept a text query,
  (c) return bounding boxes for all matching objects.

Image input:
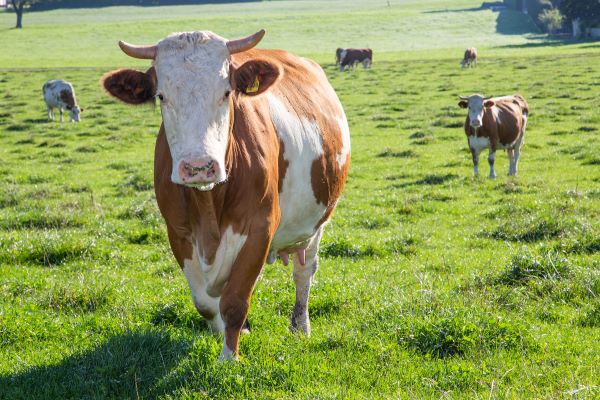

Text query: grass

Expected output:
[0,0,600,398]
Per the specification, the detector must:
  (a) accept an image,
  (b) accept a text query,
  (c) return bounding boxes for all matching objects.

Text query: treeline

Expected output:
[30,0,254,10]
[521,0,600,35]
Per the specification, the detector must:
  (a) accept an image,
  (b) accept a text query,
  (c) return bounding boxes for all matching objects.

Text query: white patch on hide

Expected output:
[182,226,247,334]
[468,135,490,154]
[267,93,328,252]
[336,113,351,168]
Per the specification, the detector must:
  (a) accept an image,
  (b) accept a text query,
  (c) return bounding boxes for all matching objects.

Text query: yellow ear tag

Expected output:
[246,76,260,94]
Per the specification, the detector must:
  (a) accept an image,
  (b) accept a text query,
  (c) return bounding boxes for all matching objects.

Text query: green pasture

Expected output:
[1,0,599,398]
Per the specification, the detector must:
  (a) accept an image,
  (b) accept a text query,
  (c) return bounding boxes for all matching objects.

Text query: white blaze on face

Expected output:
[467,95,486,128]
[267,93,328,250]
[153,31,232,187]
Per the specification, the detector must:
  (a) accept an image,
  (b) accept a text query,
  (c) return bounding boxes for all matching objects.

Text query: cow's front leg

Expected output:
[470,146,481,177]
[59,108,63,123]
[290,227,323,335]
[47,107,54,121]
[488,150,496,179]
[219,230,271,361]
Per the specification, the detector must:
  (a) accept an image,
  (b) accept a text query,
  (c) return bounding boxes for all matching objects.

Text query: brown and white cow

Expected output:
[102,30,350,360]
[339,48,372,71]
[458,94,529,178]
[460,47,477,68]
[43,79,83,122]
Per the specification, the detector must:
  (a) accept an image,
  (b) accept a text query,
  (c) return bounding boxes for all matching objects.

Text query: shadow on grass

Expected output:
[0,330,192,400]
[497,39,581,49]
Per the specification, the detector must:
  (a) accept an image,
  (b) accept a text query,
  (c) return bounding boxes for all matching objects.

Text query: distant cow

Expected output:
[460,47,477,68]
[339,48,372,71]
[43,80,83,122]
[458,94,529,178]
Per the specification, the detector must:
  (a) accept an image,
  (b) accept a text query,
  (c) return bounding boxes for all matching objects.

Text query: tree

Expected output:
[559,0,600,26]
[539,8,564,34]
[10,0,47,29]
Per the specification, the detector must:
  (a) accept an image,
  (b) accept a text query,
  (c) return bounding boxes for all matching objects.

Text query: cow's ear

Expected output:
[458,100,468,108]
[231,60,280,97]
[102,67,157,104]
[484,100,495,108]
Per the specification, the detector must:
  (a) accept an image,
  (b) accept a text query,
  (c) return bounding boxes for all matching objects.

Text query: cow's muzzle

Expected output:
[178,159,222,188]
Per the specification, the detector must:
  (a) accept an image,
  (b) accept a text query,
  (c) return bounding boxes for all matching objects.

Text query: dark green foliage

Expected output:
[485,216,566,242]
[397,311,528,358]
[495,250,572,286]
[560,0,600,25]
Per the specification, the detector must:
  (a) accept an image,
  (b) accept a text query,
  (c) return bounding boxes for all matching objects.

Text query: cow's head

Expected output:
[68,105,83,122]
[102,30,280,191]
[458,94,494,129]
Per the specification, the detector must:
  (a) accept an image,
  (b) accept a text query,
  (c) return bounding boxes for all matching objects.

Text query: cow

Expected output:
[102,30,351,361]
[460,47,477,68]
[458,94,529,178]
[42,79,83,122]
[339,48,372,71]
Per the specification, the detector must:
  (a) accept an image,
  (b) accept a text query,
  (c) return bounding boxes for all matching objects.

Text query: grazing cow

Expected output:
[102,30,350,360]
[460,47,477,68]
[458,94,529,178]
[339,48,372,71]
[42,80,83,122]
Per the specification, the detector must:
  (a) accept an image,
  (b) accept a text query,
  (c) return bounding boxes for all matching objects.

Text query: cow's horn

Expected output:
[227,29,265,54]
[483,95,493,100]
[459,96,469,100]
[118,41,157,60]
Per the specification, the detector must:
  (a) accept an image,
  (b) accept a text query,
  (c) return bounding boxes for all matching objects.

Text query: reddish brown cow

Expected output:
[460,47,477,68]
[458,94,529,178]
[339,48,372,71]
[102,30,350,360]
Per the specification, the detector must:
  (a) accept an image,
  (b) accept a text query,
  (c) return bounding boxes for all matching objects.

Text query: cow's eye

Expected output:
[157,93,164,101]
[224,90,231,98]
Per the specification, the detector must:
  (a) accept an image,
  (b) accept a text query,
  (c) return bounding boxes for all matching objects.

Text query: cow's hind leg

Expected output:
[507,148,516,176]
[512,134,525,176]
[290,227,323,335]
[59,108,64,123]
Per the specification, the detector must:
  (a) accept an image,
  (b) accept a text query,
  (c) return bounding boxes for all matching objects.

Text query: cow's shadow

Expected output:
[0,330,194,400]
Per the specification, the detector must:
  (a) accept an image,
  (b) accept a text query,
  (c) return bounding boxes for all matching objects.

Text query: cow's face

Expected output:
[153,32,233,190]
[102,30,280,190]
[458,94,494,128]
[69,106,82,122]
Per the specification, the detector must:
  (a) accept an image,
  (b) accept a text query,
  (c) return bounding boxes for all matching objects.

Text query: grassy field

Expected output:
[1,0,600,398]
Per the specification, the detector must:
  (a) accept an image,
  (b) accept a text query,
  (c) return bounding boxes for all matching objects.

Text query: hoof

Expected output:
[241,318,251,335]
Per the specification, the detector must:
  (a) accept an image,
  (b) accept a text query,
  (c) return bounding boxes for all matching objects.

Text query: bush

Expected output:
[539,8,564,33]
